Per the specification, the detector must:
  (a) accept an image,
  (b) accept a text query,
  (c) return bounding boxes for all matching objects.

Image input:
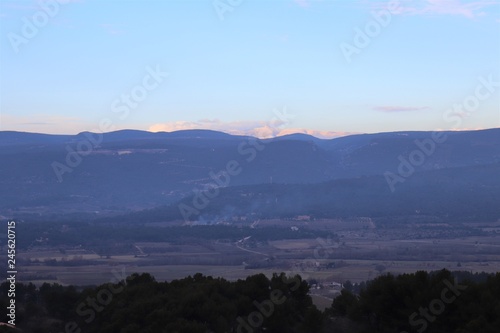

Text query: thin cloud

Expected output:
[373,106,430,112]
[294,0,311,7]
[1,114,353,139]
[1,114,89,134]
[1,0,83,11]
[376,0,500,19]
[277,128,356,139]
[292,0,325,8]
[149,119,284,138]
[148,119,350,139]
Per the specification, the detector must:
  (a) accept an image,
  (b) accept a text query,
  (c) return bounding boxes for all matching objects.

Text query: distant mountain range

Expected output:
[1,128,499,221]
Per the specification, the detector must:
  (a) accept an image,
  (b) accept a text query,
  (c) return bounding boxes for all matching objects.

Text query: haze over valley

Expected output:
[1,0,499,332]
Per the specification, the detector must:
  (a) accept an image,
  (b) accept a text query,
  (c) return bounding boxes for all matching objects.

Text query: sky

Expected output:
[0,0,499,138]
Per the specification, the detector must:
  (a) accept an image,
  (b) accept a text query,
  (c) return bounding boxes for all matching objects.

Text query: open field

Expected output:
[12,221,500,286]
[10,221,500,311]
[5,214,499,326]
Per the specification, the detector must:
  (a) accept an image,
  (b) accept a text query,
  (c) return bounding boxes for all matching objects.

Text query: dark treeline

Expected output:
[330,269,500,333]
[1,273,324,333]
[1,270,499,333]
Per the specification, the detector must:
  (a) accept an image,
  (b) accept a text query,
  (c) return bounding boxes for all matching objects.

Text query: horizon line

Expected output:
[0,127,498,140]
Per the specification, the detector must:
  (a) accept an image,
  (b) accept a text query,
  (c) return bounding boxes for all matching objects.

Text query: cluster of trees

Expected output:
[331,269,500,332]
[1,269,499,333]
[1,272,326,333]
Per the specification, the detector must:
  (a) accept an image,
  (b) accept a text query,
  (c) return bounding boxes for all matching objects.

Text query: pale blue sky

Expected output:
[0,0,499,137]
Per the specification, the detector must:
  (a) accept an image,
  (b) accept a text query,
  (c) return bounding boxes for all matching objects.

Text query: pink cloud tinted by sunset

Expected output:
[374,106,430,112]
[148,119,349,139]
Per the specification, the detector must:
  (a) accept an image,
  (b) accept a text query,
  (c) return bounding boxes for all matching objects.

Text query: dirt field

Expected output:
[16,231,500,286]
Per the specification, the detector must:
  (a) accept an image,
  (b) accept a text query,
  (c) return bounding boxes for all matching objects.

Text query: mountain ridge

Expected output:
[1,128,499,219]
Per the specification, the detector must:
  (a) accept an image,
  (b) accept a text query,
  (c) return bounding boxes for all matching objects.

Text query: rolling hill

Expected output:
[1,128,499,220]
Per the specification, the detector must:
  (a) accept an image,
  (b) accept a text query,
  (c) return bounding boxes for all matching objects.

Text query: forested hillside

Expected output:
[2,128,499,218]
